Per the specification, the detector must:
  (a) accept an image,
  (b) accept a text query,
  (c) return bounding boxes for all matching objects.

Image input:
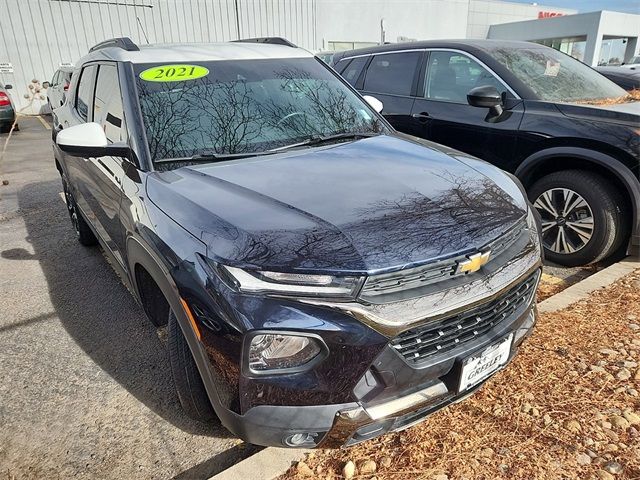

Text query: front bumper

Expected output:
[223,299,537,448]
[194,227,542,448]
[0,105,15,125]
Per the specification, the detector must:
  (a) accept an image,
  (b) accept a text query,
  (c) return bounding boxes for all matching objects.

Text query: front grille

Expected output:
[360,216,527,301]
[390,271,539,365]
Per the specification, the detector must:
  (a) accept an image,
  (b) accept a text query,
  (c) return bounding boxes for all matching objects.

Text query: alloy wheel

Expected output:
[533,188,594,254]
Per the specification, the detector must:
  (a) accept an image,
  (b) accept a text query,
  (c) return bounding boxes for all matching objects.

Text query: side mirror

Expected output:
[467,85,503,116]
[56,122,130,158]
[4,84,12,90]
[363,95,384,113]
[42,81,50,89]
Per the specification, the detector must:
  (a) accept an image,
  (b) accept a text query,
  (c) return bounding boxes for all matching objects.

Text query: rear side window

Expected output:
[93,64,126,143]
[340,57,368,86]
[363,52,421,96]
[51,71,60,86]
[76,65,98,121]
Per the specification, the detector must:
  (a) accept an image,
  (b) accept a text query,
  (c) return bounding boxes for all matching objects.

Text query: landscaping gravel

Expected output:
[283,269,640,479]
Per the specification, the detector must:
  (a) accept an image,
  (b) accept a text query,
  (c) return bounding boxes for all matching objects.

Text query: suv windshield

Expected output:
[134,58,386,166]
[489,46,628,102]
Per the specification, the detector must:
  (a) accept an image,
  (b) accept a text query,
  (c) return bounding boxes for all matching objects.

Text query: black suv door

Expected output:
[358,51,422,134]
[410,50,524,171]
[86,63,129,268]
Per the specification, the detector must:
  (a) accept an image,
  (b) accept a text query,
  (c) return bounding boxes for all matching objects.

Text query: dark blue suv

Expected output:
[52,37,542,448]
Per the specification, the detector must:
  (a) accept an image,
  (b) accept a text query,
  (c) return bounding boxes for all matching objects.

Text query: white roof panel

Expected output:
[80,42,313,65]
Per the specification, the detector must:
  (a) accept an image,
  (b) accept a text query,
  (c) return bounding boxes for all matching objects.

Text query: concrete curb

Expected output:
[209,447,310,480]
[210,257,640,480]
[538,257,640,313]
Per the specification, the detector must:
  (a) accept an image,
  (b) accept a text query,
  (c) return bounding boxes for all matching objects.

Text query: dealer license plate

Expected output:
[459,334,513,392]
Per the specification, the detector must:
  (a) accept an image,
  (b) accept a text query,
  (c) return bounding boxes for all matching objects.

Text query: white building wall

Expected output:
[0,0,316,112]
[488,10,640,66]
[467,0,576,39]
[314,0,470,50]
[2,0,636,112]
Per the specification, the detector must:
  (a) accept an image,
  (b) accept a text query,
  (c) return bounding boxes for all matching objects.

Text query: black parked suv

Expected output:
[332,40,640,266]
[52,37,542,448]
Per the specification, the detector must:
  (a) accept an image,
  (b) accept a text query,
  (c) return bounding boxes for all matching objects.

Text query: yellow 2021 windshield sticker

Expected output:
[139,64,209,82]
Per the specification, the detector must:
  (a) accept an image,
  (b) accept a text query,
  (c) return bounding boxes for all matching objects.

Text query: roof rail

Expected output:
[232,37,297,48]
[89,37,140,53]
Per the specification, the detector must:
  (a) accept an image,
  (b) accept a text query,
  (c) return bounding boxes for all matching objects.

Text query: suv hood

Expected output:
[147,135,527,274]
[556,101,640,125]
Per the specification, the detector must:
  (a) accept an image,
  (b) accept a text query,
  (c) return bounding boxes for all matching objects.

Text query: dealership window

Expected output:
[75,65,98,121]
[327,41,377,51]
[363,52,421,96]
[424,51,506,103]
[535,38,587,63]
[93,64,126,143]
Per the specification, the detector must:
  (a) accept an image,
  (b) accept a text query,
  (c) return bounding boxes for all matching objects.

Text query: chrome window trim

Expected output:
[345,48,520,100]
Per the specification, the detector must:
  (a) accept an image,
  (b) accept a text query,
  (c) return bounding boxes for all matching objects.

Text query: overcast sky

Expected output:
[508,0,639,14]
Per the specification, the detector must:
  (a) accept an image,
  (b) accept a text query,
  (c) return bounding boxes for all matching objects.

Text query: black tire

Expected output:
[529,170,627,266]
[60,172,98,246]
[168,309,217,422]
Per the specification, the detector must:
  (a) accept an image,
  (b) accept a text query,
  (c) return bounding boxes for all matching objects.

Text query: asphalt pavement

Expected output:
[0,117,258,479]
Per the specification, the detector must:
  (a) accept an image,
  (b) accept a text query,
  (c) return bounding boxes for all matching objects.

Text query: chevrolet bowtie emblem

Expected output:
[456,250,491,274]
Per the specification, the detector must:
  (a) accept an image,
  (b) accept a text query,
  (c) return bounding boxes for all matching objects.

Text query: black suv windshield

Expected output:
[489,46,628,102]
[134,58,386,166]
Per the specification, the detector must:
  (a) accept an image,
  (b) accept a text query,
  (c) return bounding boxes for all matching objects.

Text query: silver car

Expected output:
[47,67,73,111]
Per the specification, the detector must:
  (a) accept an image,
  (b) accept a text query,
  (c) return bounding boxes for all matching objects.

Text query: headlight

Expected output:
[247,333,325,373]
[222,265,364,298]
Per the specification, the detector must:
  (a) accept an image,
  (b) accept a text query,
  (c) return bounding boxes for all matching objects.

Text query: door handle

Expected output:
[412,112,430,122]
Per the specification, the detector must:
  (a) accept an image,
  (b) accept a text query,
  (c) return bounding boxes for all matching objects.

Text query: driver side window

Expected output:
[424,51,506,103]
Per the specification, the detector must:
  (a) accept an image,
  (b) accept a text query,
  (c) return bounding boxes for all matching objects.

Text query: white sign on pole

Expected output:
[0,62,14,74]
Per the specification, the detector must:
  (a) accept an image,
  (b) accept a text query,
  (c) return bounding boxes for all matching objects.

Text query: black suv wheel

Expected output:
[60,172,97,246]
[168,309,217,422]
[529,170,627,266]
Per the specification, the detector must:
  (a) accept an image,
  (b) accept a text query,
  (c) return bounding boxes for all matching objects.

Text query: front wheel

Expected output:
[529,170,627,266]
[168,309,217,422]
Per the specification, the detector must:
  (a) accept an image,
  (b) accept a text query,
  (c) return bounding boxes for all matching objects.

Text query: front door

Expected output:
[80,63,128,268]
[410,50,524,172]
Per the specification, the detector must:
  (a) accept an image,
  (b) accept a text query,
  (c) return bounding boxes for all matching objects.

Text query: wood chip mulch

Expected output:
[283,270,640,480]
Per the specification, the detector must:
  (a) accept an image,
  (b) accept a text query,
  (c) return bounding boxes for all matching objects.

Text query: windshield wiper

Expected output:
[269,132,381,152]
[154,132,382,165]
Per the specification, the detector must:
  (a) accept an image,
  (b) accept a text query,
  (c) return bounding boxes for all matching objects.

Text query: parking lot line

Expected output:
[35,115,51,130]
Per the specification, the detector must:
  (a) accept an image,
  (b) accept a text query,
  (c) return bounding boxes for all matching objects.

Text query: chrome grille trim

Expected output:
[360,216,527,300]
[390,271,538,365]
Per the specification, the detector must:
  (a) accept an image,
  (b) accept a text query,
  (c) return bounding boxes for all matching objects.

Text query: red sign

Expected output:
[538,11,564,18]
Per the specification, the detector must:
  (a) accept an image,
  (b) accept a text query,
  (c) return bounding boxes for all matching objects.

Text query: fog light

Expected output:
[284,432,318,447]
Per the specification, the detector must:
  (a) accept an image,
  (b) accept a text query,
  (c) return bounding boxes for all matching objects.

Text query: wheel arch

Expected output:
[125,236,233,428]
[126,236,186,326]
[515,147,640,252]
